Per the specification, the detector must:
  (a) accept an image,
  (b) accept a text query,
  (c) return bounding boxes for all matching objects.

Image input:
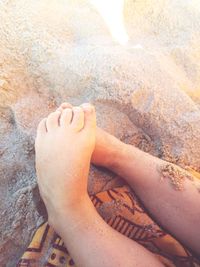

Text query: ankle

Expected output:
[49,194,92,231]
[48,194,94,233]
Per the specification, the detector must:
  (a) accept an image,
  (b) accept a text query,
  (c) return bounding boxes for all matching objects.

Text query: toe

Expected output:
[57,102,73,112]
[37,118,47,135]
[46,111,61,131]
[60,108,73,127]
[71,106,84,131]
[81,103,96,129]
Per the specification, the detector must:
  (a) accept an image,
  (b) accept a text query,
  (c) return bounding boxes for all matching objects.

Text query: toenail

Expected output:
[81,103,93,112]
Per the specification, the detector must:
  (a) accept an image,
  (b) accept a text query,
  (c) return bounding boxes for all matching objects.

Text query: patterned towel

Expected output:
[17,184,200,267]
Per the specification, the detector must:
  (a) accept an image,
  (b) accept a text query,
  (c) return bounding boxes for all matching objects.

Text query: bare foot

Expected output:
[35,104,96,227]
[57,103,124,169]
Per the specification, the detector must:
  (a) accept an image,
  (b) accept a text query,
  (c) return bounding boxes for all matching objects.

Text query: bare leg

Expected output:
[92,128,200,256]
[58,103,200,256]
[35,104,163,267]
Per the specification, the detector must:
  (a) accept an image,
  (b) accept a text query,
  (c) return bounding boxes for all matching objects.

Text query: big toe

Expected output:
[81,103,96,129]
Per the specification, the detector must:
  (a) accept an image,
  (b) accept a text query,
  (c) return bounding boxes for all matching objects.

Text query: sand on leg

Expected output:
[91,126,200,256]
[58,102,200,256]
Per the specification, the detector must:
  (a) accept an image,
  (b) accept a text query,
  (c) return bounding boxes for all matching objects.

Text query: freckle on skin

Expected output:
[158,163,195,191]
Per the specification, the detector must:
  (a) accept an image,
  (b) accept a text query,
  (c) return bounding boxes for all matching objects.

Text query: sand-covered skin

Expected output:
[0,0,200,266]
[159,163,195,191]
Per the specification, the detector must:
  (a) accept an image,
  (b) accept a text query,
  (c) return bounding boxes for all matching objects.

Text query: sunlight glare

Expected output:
[91,0,129,45]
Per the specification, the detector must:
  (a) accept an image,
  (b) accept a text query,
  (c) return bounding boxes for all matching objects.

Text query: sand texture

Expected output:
[0,0,200,265]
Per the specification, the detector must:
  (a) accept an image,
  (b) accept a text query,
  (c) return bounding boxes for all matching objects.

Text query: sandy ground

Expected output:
[0,0,200,266]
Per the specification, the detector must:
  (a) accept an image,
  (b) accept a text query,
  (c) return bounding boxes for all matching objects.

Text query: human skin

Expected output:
[35,103,163,267]
[59,103,200,256]
[92,129,200,256]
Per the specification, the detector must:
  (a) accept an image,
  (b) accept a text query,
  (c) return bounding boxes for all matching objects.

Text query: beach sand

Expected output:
[0,0,200,265]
